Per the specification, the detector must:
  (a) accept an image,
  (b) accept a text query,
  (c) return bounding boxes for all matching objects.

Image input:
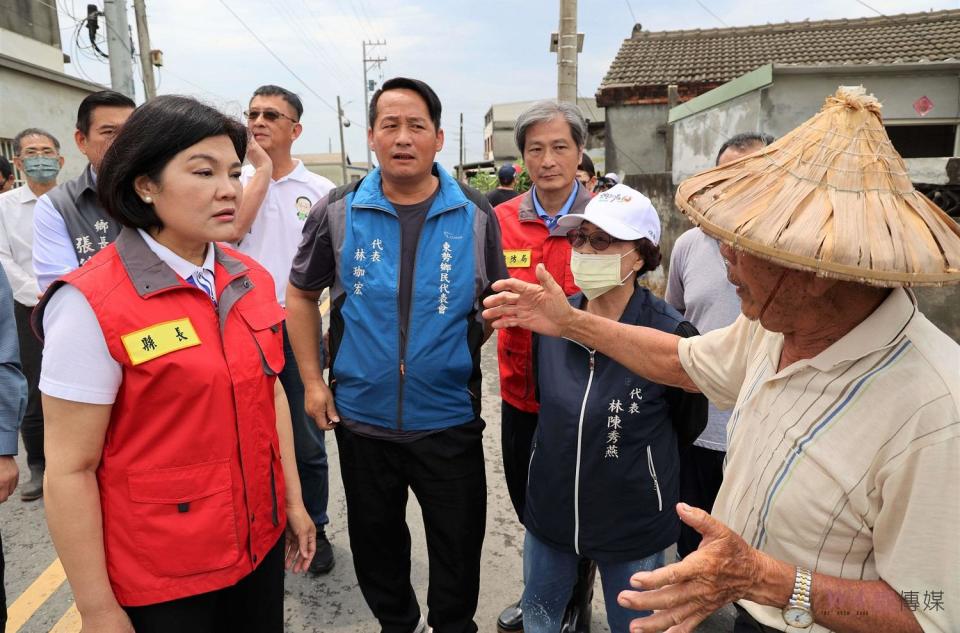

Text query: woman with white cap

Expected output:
[520,184,707,632]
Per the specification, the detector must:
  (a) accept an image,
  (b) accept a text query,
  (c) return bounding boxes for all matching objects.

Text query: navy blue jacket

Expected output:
[524,287,707,562]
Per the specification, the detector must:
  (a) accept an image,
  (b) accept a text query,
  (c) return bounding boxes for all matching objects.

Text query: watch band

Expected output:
[782,566,814,628]
[791,567,813,609]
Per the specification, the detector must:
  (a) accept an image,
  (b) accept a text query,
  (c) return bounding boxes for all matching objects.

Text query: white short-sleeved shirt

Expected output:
[39,230,217,405]
[237,161,334,305]
[678,288,960,633]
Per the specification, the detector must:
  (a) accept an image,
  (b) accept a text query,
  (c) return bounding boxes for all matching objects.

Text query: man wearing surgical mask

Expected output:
[0,128,63,500]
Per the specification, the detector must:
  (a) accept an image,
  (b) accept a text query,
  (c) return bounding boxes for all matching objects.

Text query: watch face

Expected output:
[783,606,814,628]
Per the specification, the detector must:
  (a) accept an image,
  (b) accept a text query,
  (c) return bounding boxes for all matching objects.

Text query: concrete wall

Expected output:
[671,90,763,181]
[0,28,63,72]
[672,67,960,183]
[623,172,690,297]
[763,69,960,133]
[0,2,60,51]
[0,65,100,182]
[605,103,669,176]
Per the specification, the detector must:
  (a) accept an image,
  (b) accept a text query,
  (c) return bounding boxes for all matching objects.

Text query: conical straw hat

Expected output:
[675,86,960,287]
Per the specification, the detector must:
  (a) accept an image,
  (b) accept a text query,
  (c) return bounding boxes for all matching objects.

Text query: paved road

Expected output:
[0,330,735,632]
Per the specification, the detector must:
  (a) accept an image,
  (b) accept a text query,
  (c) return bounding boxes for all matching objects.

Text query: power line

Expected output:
[624,0,637,23]
[217,0,340,116]
[693,0,729,28]
[853,0,884,16]
[296,0,364,82]
[269,0,357,86]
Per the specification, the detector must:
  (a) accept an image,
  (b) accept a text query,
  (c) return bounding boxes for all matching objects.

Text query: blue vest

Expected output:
[332,167,480,431]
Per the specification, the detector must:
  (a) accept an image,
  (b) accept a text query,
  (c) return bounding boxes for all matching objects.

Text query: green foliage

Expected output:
[468,172,498,193]
[515,163,532,193]
[469,160,532,194]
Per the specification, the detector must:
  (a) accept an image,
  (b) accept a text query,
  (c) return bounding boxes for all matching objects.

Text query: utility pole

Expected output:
[132,0,156,100]
[337,96,348,186]
[362,40,387,171]
[457,112,463,180]
[665,84,678,173]
[556,0,579,103]
[103,0,135,98]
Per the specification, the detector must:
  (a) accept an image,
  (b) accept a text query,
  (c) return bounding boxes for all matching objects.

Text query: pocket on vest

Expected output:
[238,302,286,376]
[126,459,241,577]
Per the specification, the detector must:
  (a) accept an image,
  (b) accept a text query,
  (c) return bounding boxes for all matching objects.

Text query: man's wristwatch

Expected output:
[782,567,814,628]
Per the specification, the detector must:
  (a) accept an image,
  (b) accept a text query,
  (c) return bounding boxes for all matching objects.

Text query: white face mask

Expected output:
[570,248,637,300]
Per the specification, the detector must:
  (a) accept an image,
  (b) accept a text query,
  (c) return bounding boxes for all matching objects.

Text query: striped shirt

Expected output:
[678,288,959,633]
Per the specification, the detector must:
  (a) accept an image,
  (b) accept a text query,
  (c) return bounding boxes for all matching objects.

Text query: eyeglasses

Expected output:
[243,109,298,124]
[19,148,59,158]
[565,228,626,251]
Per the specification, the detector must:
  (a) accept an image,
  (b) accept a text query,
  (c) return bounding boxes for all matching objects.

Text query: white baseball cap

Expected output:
[558,183,661,245]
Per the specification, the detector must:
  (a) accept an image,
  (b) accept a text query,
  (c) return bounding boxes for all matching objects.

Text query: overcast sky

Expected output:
[56,0,956,172]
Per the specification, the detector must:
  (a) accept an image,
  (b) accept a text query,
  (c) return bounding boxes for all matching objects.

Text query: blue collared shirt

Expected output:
[531,182,579,231]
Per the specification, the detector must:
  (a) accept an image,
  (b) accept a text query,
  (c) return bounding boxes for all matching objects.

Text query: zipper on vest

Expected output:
[572,347,595,556]
[647,445,663,512]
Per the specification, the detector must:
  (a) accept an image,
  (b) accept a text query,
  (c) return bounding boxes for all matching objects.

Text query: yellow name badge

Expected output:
[121,318,202,365]
[503,249,532,268]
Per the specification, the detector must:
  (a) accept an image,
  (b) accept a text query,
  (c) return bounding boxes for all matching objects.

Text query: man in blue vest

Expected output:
[285,77,507,633]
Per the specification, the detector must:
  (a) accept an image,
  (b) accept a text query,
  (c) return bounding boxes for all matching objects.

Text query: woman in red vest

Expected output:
[35,95,315,633]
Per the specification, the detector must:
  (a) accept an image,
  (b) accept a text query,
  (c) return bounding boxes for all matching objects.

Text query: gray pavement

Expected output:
[0,331,734,632]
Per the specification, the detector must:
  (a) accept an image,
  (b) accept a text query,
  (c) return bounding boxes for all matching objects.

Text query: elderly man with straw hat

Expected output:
[481,86,960,633]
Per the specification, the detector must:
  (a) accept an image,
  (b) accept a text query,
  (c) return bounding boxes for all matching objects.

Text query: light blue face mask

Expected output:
[21,156,61,184]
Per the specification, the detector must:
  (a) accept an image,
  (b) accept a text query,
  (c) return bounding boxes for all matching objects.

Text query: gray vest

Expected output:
[44,164,119,266]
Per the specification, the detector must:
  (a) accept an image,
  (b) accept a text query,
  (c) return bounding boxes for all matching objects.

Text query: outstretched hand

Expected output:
[482,264,576,337]
[618,503,767,633]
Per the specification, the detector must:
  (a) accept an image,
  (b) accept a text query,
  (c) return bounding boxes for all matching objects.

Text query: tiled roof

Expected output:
[598,9,960,105]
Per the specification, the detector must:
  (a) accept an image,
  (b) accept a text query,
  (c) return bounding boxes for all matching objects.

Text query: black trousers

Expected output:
[335,421,487,633]
[0,531,6,630]
[677,443,726,558]
[499,400,538,523]
[123,536,284,633]
[14,302,43,469]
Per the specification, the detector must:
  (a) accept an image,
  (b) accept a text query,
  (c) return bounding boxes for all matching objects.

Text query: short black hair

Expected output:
[76,90,136,135]
[633,238,662,275]
[0,157,13,181]
[368,77,442,131]
[13,128,60,155]
[251,84,303,120]
[578,153,595,177]
[715,132,775,165]
[97,95,247,231]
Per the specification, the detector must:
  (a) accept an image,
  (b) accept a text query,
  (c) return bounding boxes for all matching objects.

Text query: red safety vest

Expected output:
[35,229,287,607]
[494,188,589,413]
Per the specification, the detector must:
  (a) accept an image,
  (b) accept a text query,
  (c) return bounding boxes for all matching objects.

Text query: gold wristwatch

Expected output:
[782,567,814,628]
